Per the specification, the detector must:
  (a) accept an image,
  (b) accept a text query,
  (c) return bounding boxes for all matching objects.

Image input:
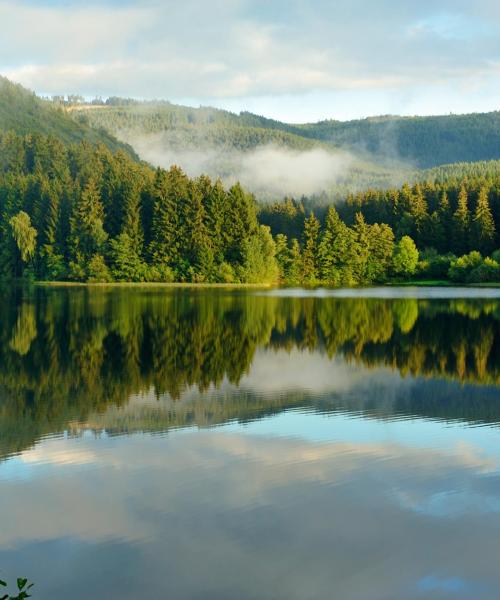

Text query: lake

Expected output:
[1,286,500,599]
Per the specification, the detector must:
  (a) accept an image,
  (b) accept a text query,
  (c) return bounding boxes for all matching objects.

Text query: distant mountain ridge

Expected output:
[4,75,500,197]
[70,99,500,169]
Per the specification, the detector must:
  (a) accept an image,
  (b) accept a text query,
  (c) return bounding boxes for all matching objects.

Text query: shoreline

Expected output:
[33,281,274,289]
[27,280,500,289]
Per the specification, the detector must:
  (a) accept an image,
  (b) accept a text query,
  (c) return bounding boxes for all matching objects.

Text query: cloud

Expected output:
[2,428,500,598]
[128,132,354,197]
[3,1,500,119]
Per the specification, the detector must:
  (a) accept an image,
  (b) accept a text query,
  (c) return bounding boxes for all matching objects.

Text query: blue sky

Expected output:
[2,0,500,122]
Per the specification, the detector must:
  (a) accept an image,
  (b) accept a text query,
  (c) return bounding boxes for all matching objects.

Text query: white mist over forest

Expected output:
[124,133,354,198]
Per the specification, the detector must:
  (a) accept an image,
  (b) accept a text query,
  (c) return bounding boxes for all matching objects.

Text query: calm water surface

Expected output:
[1,286,500,599]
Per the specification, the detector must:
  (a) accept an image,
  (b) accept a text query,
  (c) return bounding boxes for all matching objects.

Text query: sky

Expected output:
[2,0,500,122]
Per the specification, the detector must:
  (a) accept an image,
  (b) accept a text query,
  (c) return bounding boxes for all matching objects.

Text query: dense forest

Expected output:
[1,77,500,285]
[261,170,500,284]
[2,288,500,461]
[1,130,500,284]
[0,132,277,283]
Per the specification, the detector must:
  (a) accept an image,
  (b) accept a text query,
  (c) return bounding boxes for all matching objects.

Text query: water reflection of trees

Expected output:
[1,287,500,458]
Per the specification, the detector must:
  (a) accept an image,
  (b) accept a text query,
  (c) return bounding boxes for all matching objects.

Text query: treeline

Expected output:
[0,132,277,283]
[294,112,500,168]
[2,289,500,460]
[72,103,320,152]
[261,173,500,283]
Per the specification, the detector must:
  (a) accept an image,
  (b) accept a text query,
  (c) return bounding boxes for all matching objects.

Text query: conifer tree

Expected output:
[149,166,187,273]
[69,178,108,278]
[185,181,214,281]
[274,233,290,281]
[409,183,429,246]
[287,238,302,285]
[435,191,452,252]
[203,177,227,265]
[301,212,320,283]
[352,212,370,283]
[452,184,470,255]
[318,206,342,282]
[471,187,496,255]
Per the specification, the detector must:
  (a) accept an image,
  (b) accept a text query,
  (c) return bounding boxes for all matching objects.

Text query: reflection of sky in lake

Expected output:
[2,419,500,600]
[261,286,500,299]
[1,346,500,599]
[2,289,500,599]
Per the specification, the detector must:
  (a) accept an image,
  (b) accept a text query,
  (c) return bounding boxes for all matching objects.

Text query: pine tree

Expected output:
[274,233,289,281]
[203,177,227,265]
[352,212,370,283]
[301,212,320,283]
[109,165,146,281]
[410,183,429,246]
[452,184,470,255]
[69,178,108,278]
[318,206,342,282]
[225,183,258,267]
[149,166,187,272]
[471,187,496,255]
[435,191,452,252]
[185,181,214,282]
[287,238,302,285]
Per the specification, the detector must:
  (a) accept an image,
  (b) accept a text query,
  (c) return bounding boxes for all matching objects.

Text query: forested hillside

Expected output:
[0,132,277,283]
[0,77,136,157]
[295,113,500,168]
[1,78,500,286]
[70,101,410,197]
[71,98,500,171]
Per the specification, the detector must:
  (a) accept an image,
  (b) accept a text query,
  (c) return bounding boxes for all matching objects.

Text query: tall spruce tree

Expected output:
[69,178,107,278]
[149,166,187,274]
[301,212,320,283]
[352,212,370,284]
[452,184,470,255]
[471,187,496,255]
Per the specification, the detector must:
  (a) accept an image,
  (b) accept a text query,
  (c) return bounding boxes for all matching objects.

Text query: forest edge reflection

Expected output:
[1,286,500,461]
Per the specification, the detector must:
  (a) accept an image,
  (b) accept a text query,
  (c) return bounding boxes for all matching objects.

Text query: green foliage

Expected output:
[0,76,134,157]
[393,236,419,278]
[9,211,37,264]
[417,251,456,279]
[238,225,278,284]
[0,576,34,600]
[448,251,500,283]
[449,185,470,254]
[448,251,484,282]
[0,132,275,283]
[87,254,112,283]
[110,233,147,281]
[471,187,496,254]
[3,287,500,467]
[301,213,320,283]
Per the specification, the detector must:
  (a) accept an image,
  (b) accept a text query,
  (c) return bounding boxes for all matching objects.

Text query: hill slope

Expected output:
[71,100,500,169]
[0,77,137,157]
[70,101,411,198]
[293,113,500,168]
